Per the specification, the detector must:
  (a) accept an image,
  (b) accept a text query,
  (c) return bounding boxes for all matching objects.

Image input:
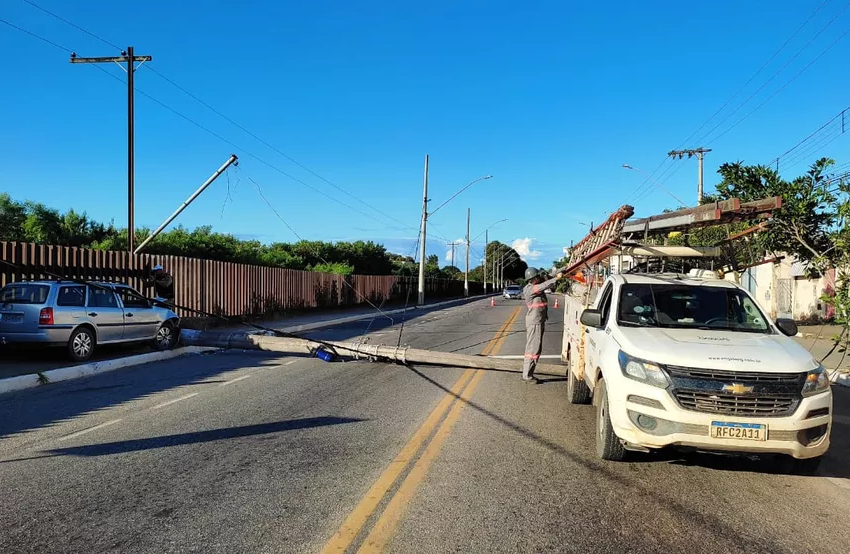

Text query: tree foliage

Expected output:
[0,194,449,276]
[710,158,850,328]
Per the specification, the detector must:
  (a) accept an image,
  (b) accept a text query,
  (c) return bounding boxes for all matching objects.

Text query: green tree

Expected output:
[0,193,26,241]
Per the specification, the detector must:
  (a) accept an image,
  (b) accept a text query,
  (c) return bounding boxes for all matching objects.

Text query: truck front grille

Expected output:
[673,390,799,417]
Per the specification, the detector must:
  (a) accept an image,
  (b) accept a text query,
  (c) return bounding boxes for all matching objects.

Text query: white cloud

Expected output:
[444,238,466,265]
[511,237,543,261]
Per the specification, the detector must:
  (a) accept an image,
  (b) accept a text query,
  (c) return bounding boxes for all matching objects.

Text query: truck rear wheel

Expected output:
[593,378,627,461]
[566,350,591,405]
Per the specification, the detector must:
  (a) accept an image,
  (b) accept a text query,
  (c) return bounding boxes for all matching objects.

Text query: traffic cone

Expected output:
[554,298,559,309]
[490,297,495,307]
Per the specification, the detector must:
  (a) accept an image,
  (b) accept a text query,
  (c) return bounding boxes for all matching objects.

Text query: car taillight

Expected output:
[39,307,54,325]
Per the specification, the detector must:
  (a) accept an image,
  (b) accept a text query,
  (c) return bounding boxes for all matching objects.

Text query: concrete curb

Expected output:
[248,294,496,335]
[0,346,218,395]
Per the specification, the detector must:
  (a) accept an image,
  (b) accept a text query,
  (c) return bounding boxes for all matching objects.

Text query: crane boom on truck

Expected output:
[558,197,832,474]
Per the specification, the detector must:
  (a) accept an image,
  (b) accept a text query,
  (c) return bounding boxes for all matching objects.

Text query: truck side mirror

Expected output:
[580,308,603,328]
[775,318,798,337]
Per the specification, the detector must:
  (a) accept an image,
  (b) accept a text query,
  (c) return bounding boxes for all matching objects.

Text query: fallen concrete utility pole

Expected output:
[180,329,567,376]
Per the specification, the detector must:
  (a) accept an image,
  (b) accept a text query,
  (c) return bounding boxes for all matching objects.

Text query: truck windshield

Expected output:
[617,283,770,333]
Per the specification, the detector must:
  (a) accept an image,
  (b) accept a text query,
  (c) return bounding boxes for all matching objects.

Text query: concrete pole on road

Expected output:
[465,208,470,297]
[483,230,488,294]
[417,155,429,306]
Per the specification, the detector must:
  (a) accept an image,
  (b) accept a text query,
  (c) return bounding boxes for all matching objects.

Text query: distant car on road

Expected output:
[0,280,180,362]
[503,285,522,299]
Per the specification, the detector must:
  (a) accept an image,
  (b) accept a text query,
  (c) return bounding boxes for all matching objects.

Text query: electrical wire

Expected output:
[697,0,850,147]
[708,22,850,146]
[17,0,432,242]
[675,0,832,151]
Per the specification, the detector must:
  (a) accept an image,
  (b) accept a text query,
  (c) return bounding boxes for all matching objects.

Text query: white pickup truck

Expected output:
[561,269,833,473]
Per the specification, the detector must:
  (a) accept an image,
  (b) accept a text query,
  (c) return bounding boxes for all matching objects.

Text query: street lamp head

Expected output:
[622,164,634,170]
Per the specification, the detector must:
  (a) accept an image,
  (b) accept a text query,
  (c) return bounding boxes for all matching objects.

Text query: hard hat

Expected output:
[524,267,539,280]
[153,264,163,271]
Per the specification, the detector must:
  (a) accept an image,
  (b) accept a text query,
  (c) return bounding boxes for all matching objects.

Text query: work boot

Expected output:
[522,376,540,384]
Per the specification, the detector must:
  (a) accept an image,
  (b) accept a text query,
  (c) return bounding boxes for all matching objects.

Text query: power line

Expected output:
[769,105,849,168]
[1,17,423,238]
[17,0,422,239]
[696,0,850,146]
[708,22,850,146]
[674,0,831,151]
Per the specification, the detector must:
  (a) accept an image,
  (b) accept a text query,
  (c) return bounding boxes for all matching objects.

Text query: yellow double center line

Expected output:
[321,305,521,554]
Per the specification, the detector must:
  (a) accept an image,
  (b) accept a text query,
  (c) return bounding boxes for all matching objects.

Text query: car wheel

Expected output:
[593,378,627,461]
[153,321,178,351]
[68,326,95,362]
[566,350,591,405]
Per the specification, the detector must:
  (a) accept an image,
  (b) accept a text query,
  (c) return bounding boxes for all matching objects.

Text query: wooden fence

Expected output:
[0,242,483,317]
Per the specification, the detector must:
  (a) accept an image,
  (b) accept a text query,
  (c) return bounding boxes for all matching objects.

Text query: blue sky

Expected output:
[3,0,850,268]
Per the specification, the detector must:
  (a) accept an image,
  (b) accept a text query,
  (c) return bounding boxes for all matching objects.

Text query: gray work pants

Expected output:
[522,322,545,379]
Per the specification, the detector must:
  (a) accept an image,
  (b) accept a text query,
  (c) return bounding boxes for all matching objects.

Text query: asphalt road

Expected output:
[1,297,849,554]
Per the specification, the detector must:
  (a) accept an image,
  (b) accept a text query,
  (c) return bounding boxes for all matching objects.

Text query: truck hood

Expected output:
[616,327,818,373]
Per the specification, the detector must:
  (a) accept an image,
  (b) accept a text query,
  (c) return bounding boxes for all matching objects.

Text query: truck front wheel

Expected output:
[566,350,591,405]
[593,378,627,461]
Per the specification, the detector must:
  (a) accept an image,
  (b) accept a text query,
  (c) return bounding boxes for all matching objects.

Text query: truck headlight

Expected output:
[802,364,830,397]
[618,351,669,388]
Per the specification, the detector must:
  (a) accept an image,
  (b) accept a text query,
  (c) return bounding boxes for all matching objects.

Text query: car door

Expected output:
[54,284,88,329]
[86,285,126,343]
[586,282,614,380]
[116,286,160,340]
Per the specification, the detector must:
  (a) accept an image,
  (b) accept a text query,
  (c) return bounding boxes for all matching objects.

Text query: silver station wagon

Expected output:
[0,280,180,362]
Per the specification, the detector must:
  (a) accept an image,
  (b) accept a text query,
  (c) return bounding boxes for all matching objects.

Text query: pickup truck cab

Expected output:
[562,269,832,473]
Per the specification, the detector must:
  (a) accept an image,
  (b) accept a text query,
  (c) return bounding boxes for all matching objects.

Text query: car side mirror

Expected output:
[580,308,603,328]
[775,318,798,337]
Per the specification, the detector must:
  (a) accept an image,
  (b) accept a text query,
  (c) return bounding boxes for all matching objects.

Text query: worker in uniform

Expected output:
[146,264,175,302]
[521,267,564,384]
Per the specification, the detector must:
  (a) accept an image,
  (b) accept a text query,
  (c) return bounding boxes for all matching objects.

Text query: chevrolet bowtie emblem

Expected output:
[722,383,754,394]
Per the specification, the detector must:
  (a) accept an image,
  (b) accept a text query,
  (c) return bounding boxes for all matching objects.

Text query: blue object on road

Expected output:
[315,348,335,362]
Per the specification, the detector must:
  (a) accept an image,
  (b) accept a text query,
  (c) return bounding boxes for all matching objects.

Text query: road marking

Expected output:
[220,374,251,386]
[357,369,486,553]
[488,354,561,359]
[832,414,850,426]
[151,393,199,410]
[58,419,122,442]
[284,360,298,366]
[319,369,476,554]
[321,305,519,554]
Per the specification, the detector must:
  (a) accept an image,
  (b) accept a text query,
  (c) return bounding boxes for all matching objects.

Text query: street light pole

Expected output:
[417,155,429,306]
[465,208,470,297]
[417,168,493,306]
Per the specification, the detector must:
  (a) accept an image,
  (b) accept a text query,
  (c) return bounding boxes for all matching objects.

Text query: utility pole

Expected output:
[483,230,488,293]
[71,47,152,253]
[447,241,459,269]
[464,208,470,297]
[668,147,712,204]
[417,155,429,306]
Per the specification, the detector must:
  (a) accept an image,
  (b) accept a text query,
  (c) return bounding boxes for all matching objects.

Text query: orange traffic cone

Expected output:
[490,297,495,307]
[554,298,559,309]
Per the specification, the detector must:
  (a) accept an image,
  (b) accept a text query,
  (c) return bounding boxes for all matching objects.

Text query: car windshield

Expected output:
[506,286,521,291]
[617,283,770,334]
[0,284,50,305]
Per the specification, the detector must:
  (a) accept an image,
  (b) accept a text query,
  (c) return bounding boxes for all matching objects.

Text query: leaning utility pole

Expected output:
[71,47,152,253]
[464,208,470,297]
[668,147,712,204]
[417,155,429,306]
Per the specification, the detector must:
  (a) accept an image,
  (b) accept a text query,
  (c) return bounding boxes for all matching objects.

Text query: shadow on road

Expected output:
[404,363,847,554]
[0,351,287,441]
